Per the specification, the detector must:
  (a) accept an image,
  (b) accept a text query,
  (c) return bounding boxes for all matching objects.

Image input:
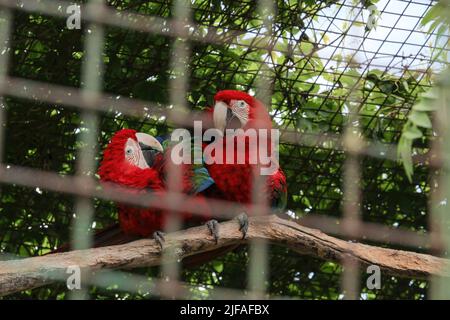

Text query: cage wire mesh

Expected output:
[0,0,448,299]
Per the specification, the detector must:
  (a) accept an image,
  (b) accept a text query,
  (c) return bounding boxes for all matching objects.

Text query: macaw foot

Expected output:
[206,219,219,244]
[237,212,249,239]
[152,230,165,250]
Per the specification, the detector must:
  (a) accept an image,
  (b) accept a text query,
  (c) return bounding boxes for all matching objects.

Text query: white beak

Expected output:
[213,101,229,135]
[135,132,163,152]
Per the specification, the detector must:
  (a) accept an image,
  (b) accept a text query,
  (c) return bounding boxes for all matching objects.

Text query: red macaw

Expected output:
[50,129,166,251]
[96,128,219,248]
[53,128,230,256]
[201,90,287,240]
[98,129,165,245]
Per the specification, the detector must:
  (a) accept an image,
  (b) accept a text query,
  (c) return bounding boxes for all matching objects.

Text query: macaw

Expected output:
[200,89,287,240]
[52,128,216,253]
[51,127,243,270]
[96,128,221,248]
[97,128,165,245]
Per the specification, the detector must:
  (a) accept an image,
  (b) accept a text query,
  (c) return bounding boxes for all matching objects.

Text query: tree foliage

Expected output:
[0,0,442,299]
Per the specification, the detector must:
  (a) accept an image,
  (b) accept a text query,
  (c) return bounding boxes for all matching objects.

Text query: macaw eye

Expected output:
[125,148,133,155]
[238,101,246,108]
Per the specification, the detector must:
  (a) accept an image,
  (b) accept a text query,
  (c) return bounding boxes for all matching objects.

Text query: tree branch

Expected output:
[0,215,448,296]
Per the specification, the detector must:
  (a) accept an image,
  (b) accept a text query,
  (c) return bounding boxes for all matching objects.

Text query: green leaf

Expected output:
[408,111,432,128]
[397,137,413,182]
[403,124,423,140]
[212,261,223,273]
[413,100,436,112]
[421,5,441,27]
[402,80,409,92]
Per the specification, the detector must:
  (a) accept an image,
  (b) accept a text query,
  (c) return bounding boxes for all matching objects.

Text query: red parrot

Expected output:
[200,90,287,239]
[96,128,220,248]
[52,129,215,253]
[98,129,166,243]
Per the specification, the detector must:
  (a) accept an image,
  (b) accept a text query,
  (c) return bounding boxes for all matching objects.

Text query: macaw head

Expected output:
[98,129,164,186]
[212,90,272,134]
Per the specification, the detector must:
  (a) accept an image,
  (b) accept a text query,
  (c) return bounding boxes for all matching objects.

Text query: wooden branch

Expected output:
[1,215,449,296]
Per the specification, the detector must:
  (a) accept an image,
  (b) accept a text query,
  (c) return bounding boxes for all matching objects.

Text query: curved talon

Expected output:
[237,212,249,239]
[206,219,219,244]
[153,230,165,250]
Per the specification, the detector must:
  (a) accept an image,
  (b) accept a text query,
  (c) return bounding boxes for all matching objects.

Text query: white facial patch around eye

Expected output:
[230,100,249,126]
[124,138,140,165]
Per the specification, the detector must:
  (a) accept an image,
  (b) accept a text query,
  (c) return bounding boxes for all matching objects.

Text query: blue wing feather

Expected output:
[193,167,215,194]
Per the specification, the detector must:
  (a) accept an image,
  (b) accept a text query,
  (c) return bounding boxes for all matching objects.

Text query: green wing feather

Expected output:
[162,136,215,194]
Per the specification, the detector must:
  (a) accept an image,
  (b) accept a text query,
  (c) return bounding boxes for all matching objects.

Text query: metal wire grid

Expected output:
[0,0,448,299]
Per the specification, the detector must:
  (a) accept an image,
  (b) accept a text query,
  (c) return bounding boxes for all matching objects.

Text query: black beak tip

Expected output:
[139,142,161,167]
[226,107,233,121]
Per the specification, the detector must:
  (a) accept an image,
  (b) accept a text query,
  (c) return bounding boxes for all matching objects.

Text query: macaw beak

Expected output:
[136,132,164,167]
[213,101,235,135]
